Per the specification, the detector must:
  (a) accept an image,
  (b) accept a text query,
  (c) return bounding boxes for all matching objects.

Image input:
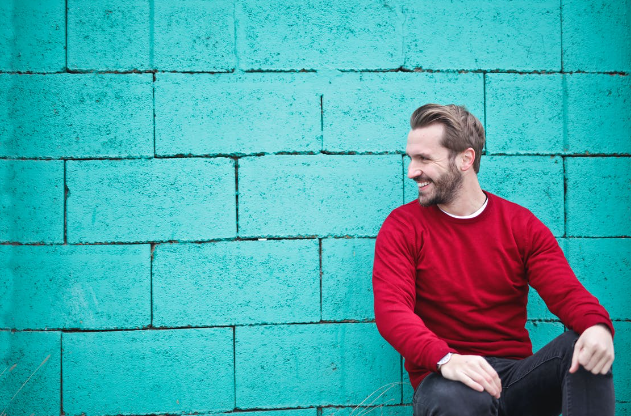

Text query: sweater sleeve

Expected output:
[524,214,614,337]
[372,211,456,372]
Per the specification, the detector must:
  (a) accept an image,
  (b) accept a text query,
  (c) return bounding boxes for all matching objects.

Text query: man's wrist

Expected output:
[437,352,453,372]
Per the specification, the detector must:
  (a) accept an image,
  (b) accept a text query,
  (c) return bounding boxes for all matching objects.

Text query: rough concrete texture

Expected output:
[2,0,630,414]
[566,238,631,320]
[66,158,236,242]
[566,157,631,236]
[0,331,60,416]
[322,238,376,321]
[153,239,320,326]
[322,405,413,416]
[153,0,235,72]
[562,0,631,72]
[237,0,403,70]
[68,0,151,71]
[155,73,321,156]
[0,244,150,330]
[0,160,63,243]
[63,328,234,414]
[323,72,484,152]
[486,74,564,154]
[0,0,65,72]
[0,74,153,158]
[239,155,403,237]
[235,323,401,408]
[402,0,561,71]
[565,74,631,155]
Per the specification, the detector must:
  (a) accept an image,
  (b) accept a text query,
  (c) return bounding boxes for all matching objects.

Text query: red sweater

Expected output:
[373,192,614,390]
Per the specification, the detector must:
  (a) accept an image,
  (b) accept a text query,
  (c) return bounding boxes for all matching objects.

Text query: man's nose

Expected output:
[408,163,421,179]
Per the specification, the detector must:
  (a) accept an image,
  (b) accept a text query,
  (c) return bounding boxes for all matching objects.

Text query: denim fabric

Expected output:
[412,331,615,416]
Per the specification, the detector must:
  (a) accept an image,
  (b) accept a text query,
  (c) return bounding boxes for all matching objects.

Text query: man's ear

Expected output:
[460,148,476,171]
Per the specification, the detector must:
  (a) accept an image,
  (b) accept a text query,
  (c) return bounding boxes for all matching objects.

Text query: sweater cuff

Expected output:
[427,346,458,372]
[575,316,615,339]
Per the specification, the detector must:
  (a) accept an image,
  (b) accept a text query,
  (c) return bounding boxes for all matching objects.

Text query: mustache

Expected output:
[412,176,432,183]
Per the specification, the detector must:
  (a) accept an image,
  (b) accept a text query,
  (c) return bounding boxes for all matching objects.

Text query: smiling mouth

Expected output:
[417,181,430,189]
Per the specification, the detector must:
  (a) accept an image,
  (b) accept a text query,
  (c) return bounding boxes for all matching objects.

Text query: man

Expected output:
[372,104,615,416]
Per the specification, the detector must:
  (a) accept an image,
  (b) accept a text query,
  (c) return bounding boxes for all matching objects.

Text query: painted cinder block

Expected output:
[402,0,560,71]
[219,410,317,416]
[0,74,153,158]
[613,321,631,403]
[322,238,376,321]
[63,328,234,415]
[239,155,402,238]
[0,160,63,243]
[0,0,65,72]
[566,74,631,155]
[66,158,236,243]
[0,331,60,416]
[526,321,564,353]
[322,405,412,416]
[154,0,234,71]
[155,73,321,156]
[323,72,484,153]
[566,157,631,237]
[0,244,150,330]
[68,0,150,70]
[236,0,403,70]
[403,156,564,236]
[153,239,320,326]
[485,74,564,154]
[562,0,631,72]
[565,238,631,320]
[235,323,401,408]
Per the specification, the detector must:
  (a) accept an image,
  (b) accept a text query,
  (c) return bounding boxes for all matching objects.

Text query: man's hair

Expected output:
[410,104,485,173]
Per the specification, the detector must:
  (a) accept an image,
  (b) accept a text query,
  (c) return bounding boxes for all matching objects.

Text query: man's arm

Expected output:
[373,211,502,398]
[524,214,615,373]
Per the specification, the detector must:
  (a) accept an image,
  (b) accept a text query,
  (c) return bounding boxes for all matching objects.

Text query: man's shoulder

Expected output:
[487,192,536,219]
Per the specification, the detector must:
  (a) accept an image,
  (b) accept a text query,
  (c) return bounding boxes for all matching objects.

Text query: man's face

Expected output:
[406,124,463,207]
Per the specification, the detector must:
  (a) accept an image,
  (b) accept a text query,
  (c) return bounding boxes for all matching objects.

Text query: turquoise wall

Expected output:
[1,0,630,414]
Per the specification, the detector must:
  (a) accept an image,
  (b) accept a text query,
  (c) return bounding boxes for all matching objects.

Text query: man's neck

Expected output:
[437,178,486,217]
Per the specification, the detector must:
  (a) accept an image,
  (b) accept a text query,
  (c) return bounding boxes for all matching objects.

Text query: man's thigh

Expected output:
[412,372,499,416]
[489,330,577,416]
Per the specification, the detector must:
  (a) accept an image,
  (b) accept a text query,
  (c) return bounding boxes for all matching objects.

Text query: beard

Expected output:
[415,158,463,207]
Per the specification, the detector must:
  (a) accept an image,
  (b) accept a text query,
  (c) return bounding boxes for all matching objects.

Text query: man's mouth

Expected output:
[417,181,430,189]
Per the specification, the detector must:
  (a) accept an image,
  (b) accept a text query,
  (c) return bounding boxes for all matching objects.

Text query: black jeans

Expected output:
[412,331,615,416]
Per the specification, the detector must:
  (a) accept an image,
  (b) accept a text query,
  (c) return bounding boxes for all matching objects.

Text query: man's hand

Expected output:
[569,324,614,375]
[439,354,502,399]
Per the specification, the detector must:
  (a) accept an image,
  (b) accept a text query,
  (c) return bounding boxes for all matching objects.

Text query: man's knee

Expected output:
[413,374,498,416]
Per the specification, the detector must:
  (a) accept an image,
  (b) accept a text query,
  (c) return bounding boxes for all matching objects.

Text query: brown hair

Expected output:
[410,104,485,173]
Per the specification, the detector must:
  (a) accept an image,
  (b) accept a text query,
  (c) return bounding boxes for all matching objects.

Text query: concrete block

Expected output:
[239,155,402,237]
[486,74,564,154]
[526,321,564,353]
[0,244,150,330]
[155,73,321,156]
[0,74,153,158]
[236,323,401,408]
[613,321,630,402]
[237,0,403,70]
[565,238,631,320]
[405,156,564,236]
[154,0,235,71]
[68,0,150,70]
[562,0,631,72]
[566,157,631,236]
[153,239,320,326]
[0,331,60,416]
[0,0,65,72]
[322,405,412,416]
[566,74,631,155]
[0,160,63,243]
[324,72,484,153]
[403,0,560,71]
[63,328,234,414]
[322,238,376,321]
[66,158,236,243]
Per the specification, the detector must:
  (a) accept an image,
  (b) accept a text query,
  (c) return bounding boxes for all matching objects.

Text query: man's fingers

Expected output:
[458,373,485,393]
[569,341,582,373]
[479,360,502,395]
